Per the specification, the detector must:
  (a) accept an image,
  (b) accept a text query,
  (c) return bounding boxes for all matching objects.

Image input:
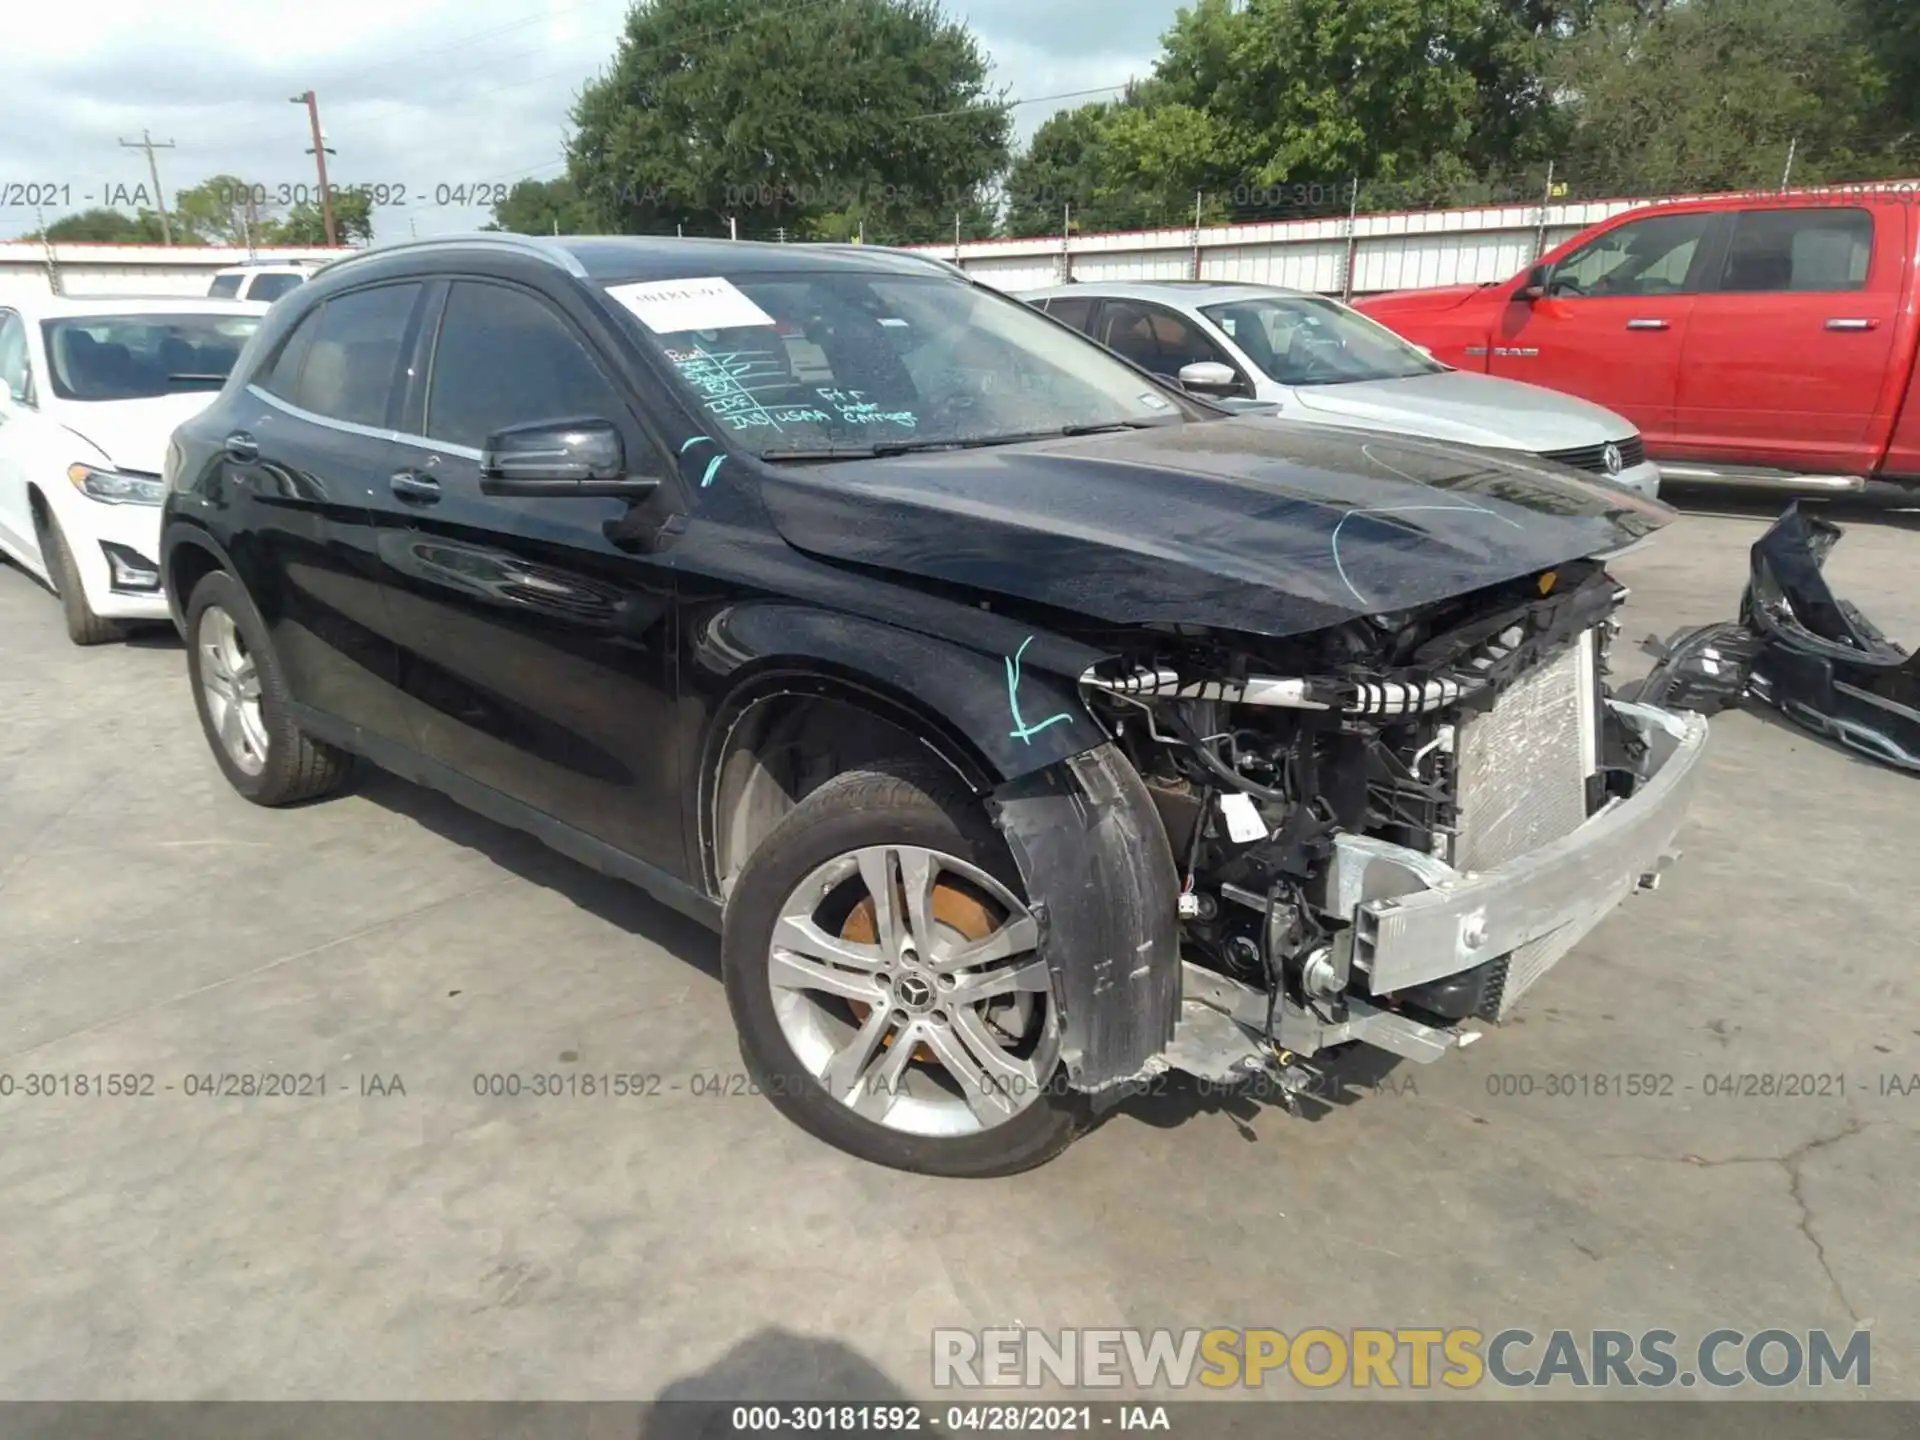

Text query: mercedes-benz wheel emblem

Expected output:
[895,974,935,1011]
[1602,442,1623,475]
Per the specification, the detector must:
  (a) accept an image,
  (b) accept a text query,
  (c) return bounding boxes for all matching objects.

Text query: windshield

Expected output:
[611,271,1189,458]
[41,313,261,401]
[1199,295,1446,386]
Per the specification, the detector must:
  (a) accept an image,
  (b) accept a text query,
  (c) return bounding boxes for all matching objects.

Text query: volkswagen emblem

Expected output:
[895,974,935,1011]
[1602,442,1623,476]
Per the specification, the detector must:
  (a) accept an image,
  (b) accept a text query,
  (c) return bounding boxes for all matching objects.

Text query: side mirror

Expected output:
[1516,264,1551,302]
[1176,361,1243,397]
[479,418,657,499]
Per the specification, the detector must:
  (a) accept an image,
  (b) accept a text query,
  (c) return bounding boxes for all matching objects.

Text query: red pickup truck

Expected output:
[1358,191,1920,490]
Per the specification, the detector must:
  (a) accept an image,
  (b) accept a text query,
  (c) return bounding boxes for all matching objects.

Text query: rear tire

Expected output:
[38,512,124,646]
[185,570,352,806]
[722,762,1085,1177]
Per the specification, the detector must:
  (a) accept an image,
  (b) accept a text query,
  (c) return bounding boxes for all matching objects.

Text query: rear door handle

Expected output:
[1826,318,1879,331]
[223,431,259,462]
[1625,319,1671,331]
[389,470,441,503]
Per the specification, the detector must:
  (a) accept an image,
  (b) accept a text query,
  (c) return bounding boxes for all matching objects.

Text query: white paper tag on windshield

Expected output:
[604,276,775,334]
[1218,793,1268,844]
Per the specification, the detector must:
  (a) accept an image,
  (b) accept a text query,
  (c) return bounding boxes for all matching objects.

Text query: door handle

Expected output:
[223,431,259,462]
[389,470,441,503]
[1826,318,1879,331]
[1625,319,1671,331]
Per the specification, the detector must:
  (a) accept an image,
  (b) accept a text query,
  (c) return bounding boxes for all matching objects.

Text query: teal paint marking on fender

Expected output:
[700,455,725,488]
[1005,635,1074,744]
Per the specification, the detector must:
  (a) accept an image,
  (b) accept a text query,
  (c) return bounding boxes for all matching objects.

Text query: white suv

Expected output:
[207,261,321,303]
[0,295,267,643]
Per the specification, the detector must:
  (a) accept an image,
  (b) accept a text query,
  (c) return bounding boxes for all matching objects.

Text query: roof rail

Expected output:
[312,232,588,280]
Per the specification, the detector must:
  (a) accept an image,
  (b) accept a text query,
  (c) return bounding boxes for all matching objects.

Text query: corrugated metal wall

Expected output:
[908,196,1651,295]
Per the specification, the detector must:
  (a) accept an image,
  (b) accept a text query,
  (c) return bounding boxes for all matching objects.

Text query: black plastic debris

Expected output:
[1639,503,1920,773]
[1638,621,1766,715]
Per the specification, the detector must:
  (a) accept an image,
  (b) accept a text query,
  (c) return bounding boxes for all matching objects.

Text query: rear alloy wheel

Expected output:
[723,766,1084,1176]
[185,570,351,806]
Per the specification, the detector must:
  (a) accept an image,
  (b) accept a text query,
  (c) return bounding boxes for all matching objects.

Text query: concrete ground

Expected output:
[0,497,1915,1402]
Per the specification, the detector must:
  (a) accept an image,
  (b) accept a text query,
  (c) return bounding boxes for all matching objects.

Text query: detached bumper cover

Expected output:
[1353,700,1708,1008]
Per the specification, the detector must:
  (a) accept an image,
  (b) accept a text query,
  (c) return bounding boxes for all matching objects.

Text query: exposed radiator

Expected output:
[1449,630,1599,1018]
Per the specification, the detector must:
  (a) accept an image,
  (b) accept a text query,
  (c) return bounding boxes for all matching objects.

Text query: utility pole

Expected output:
[290,91,338,247]
[244,189,258,258]
[1061,202,1073,283]
[117,130,176,244]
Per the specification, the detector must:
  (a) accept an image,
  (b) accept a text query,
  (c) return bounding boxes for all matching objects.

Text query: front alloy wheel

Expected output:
[769,843,1059,1138]
[722,764,1085,1176]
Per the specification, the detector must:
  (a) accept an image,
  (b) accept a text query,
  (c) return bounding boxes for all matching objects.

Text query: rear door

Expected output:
[1673,205,1904,473]
[373,277,687,875]
[233,281,424,743]
[1488,209,1724,441]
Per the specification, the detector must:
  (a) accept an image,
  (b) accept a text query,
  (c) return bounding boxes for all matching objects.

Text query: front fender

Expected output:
[687,600,1107,782]
[991,744,1182,1091]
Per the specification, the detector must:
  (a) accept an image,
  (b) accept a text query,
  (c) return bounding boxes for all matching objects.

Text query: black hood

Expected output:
[755,417,1671,637]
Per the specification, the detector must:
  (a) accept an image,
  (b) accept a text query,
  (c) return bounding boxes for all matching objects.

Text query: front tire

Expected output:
[722,763,1085,1177]
[38,511,124,646]
[185,570,351,806]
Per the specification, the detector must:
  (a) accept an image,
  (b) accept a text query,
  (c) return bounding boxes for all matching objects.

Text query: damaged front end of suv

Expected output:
[1013,558,1709,1095]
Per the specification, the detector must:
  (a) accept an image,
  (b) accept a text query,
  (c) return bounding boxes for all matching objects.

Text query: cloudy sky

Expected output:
[1,0,1172,243]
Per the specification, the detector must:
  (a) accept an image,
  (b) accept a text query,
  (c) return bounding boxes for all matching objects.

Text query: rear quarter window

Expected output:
[208,274,243,298]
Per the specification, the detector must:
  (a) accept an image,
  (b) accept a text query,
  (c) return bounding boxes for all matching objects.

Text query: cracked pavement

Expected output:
[0,498,1916,1400]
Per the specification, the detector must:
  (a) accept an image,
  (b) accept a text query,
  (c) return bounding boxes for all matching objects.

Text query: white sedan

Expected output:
[1023,280,1663,499]
[0,294,267,643]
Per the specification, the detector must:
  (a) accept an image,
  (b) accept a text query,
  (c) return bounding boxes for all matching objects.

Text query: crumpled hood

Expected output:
[1290,370,1637,452]
[756,416,1671,638]
[53,392,221,473]
[1355,283,1489,317]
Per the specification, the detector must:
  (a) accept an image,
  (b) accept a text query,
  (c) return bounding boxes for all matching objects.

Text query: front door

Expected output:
[373,277,687,876]
[1489,209,1725,441]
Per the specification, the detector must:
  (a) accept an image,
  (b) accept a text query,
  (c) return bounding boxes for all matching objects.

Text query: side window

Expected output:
[1140,305,1230,373]
[1550,213,1716,298]
[247,272,303,303]
[257,310,321,401]
[291,283,423,428]
[0,311,31,404]
[1043,295,1095,332]
[1096,300,1168,372]
[424,282,627,452]
[1720,208,1872,293]
[208,274,243,299]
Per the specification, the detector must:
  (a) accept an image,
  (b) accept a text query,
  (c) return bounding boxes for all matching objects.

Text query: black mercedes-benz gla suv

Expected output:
[160,235,1704,1175]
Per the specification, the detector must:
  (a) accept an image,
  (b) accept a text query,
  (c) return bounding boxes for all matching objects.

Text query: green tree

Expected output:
[567,0,1009,243]
[1550,0,1898,196]
[172,175,274,246]
[263,189,373,245]
[484,176,603,234]
[1002,103,1120,237]
[31,208,173,243]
